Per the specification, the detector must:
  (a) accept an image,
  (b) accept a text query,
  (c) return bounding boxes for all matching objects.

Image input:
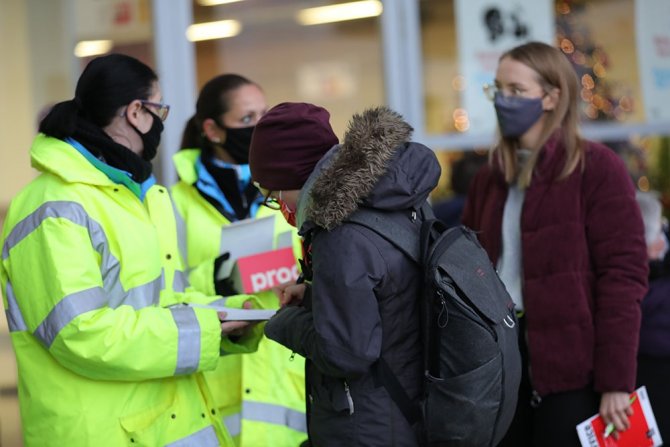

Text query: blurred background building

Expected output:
[1,1,669,445]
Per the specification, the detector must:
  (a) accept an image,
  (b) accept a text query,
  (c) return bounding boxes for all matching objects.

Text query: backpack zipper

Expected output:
[436,289,449,328]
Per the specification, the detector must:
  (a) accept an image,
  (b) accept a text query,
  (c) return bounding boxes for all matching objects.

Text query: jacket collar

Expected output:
[31,134,156,200]
[31,134,115,187]
[533,130,567,183]
[490,130,567,187]
[173,148,200,185]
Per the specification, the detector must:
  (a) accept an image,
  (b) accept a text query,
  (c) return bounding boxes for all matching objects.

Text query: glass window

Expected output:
[419,0,667,135]
[420,0,459,135]
[420,0,670,211]
[555,0,641,123]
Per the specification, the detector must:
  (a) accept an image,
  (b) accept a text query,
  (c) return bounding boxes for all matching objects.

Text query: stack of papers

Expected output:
[188,303,276,321]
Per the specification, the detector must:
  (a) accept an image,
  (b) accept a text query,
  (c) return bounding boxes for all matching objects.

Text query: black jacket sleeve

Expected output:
[264,224,386,378]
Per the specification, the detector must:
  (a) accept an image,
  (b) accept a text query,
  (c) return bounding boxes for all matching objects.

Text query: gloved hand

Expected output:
[213,252,239,296]
[215,277,239,296]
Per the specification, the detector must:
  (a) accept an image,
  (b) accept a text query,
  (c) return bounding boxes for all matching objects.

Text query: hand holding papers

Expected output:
[231,247,299,293]
[576,386,662,447]
[189,303,276,322]
[217,301,264,338]
[216,216,299,294]
[273,282,307,307]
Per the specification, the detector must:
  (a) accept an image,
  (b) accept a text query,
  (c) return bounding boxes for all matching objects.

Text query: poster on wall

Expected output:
[455,0,555,134]
[635,0,670,121]
[75,0,151,43]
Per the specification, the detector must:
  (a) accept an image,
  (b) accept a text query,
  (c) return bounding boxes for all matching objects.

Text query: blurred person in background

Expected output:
[635,190,670,440]
[432,151,487,228]
[0,53,262,447]
[462,41,648,446]
[172,74,307,447]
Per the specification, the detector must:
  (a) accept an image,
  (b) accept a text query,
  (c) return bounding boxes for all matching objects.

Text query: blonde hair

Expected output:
[493,41,584,188]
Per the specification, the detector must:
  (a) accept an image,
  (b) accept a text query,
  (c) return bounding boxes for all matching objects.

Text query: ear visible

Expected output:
[203,118,224,144]
[124,99,144,129]
[543,87,560,111]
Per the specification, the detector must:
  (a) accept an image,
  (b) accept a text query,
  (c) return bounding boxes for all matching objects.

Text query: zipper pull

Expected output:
[343,381,355,415]
[530,390,542,408]
[437,290,449,328]
[289,352,296,362]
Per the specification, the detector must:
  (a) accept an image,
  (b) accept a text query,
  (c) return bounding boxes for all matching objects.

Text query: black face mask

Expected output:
[131,110,164,161]
[221,125,254,164]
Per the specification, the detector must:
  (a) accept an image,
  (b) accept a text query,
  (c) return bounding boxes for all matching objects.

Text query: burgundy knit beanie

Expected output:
[249,102,338,191]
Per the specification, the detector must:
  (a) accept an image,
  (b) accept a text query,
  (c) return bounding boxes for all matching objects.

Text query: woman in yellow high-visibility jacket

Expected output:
[0,54,263,447]
[172,74,307,447]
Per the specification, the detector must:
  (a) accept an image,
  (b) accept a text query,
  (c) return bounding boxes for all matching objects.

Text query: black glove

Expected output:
[213,252,239,296]
[215,277,239,296]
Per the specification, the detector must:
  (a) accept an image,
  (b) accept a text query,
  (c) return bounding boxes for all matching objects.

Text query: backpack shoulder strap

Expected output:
[346,202,433,264]
[345,203,435,427]
[372,358,422,425]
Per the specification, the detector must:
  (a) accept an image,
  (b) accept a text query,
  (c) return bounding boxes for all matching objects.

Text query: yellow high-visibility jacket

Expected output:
[172,149,307,447]
[0,135,263,447]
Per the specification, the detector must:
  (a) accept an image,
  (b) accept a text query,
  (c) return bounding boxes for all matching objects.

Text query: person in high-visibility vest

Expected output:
[0,54,264,447]
[172,74,307,447]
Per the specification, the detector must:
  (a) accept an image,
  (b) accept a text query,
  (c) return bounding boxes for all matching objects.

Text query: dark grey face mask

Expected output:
[493,92,544,139]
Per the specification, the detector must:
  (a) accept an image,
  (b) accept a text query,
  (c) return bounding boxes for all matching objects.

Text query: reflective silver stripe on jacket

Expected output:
[224,413,241,437]
[108,275,164,310]
[173,199,189,272]
[224,401,307,435]
[208,297,229,307]
[164,424,220,447]
[2,201,164,334]
[10,278,163,344]
[244,401,307,433]
[169,306,201,374]
[172,270,189,293]
[34,287,108,348]
[3,201,100,260]
[4,281,27,332]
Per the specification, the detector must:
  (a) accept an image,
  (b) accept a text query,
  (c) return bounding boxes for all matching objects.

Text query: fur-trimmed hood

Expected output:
[301,106,441,230]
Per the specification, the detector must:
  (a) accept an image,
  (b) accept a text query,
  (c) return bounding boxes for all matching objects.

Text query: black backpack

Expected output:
[347,205,522,447]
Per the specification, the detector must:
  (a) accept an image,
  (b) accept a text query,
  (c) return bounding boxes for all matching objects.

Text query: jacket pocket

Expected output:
[120,403,172,447]
[311,374,354,415]
[424,353,501,445]
[119,390,177,446]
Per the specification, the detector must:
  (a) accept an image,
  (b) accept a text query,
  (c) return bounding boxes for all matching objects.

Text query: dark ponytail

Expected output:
[38,99,81,139]
[180,74,258,152]
[39,53,158,139]
[180,115,203,149]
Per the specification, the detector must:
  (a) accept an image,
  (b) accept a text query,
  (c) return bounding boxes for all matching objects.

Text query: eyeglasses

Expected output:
[483,83,548,102]
[140,100,170,121]
[253,181,281,210]
[482,83,499,102]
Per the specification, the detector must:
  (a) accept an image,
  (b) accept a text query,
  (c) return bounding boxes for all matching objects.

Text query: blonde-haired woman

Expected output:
[462,41,648,446]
